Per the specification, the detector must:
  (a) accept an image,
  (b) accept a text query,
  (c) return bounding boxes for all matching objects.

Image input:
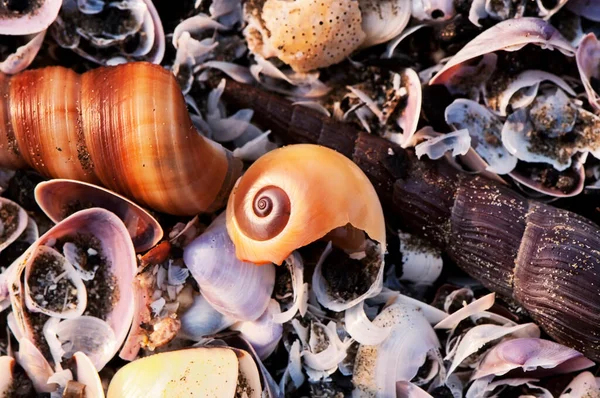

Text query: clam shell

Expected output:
[107,347,261,397]
[35,179,163,252]
[0,0,62,35]
[8,208,136,372]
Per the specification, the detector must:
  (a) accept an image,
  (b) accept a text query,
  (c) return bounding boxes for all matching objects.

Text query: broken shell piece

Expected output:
[561,372,600,397]
[313,240,385,311]
[35,179,163,252]
[243,0,366,72]
[184,213,276,321]
[0,30,46,74]
[0,355,35,396]
[0,197,27,253]
[107,347,262,397]
[47,316,117,371]
[8,208,136,373]
[352,302,441,397]
[23,245,87,319]
[576,33,600,111]
[226,144,386,265]
[51,0,165,65]
[484,70,575,117]
[411,0,455,21]
[472,338,594,379]
[231,299,283,360]
[415,129,471,161]
[391,68,422,148]
[359,0,411,48]
[430,18,575,85]
[502,89,600,172]
[14,338,56,393]
[508,157,586,198]
[0,0,61,35]
[445,99,517,174]
[52,351,104,398]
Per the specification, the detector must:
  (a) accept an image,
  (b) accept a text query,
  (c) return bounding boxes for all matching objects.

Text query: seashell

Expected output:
[51,0,165,65]
[0,62,242,216]
[7,208,136,372]
[501,88,600,171]
[71,351,104,398]
[226,144,386,265]
[230,299,283,360]
[472,338,594,380]
[430,18,575,86]
[576,33,600,111]
[222,78,600,360]
[243,0,413,72]
[358,0,412,49]
[35,179,163,252]
[106,347,262,397]
[0,197,28,253]
[411,0,455,21]
[178,293,235,341]
[23,245,88,319]
[184,213,276,321]
[445,99,517,174]
[0,0,61,35]
[0,30,46,74]
[352,301,441,397]
[13,338,55,393]
[0,355,35,396]
[561,372,600,397]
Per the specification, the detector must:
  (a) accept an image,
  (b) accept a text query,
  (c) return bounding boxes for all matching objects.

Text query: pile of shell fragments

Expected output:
[2,0,600,397]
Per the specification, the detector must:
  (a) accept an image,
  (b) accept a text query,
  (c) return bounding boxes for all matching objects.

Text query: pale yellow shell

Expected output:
[226,144,386,265]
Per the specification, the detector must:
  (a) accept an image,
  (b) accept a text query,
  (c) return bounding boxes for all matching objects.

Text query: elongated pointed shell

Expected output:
[226,144,386,265]
[35,179,163,252]
[107,347,261,397]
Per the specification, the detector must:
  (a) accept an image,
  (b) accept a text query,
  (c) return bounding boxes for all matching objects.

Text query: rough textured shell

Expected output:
[226,144,386,265]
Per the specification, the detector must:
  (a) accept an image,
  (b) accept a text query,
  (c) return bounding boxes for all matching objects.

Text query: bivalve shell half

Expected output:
[0,196,28,253]
[8,208,136,372]
[107,347,262,397]
[35,179,163,252]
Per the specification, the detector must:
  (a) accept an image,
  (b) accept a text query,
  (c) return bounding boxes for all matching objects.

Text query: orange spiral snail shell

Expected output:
[0,62,242,216]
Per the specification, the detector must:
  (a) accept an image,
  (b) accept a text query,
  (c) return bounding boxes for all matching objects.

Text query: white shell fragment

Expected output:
[0,197,28,253]
[23,245,88,319]
[0,0,61,35]
[484,69,575,116]
[411,0,454,21]
[359,0,411,48]
[0,30,47,74]
[576,33,600,111]
[313,240,385,312]
[430,18,575,86]
[345,302,392,346]
[396,231,443,286]
[415,129,471,161]
[272,251,308,324]
[445,99,518,174]
[502,89,600,171]
[352,302,440,397]
[560,372,600,397]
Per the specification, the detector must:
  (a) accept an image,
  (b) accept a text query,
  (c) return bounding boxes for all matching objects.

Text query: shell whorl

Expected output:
[226,144,386,265]
[240,185,291,241]
[0,62,242,216]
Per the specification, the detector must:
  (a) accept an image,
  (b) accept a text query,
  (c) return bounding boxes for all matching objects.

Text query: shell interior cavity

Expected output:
[34,179,163,252]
